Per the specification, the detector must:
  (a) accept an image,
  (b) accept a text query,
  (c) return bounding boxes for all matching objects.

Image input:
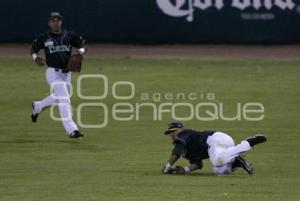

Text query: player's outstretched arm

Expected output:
[162,141,185,174]
[161,155,179,174]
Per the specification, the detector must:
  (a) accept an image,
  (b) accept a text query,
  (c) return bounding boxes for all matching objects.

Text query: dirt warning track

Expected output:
[0,44,299,60]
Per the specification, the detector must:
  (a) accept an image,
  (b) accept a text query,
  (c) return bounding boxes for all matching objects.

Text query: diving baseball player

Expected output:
[30,12,87,139]
[162,122,267,175]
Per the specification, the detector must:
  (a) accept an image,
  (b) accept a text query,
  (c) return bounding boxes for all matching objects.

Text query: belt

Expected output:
[54,68,69,73]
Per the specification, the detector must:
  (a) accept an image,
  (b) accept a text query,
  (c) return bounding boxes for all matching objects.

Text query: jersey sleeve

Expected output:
[69,31,86,48]
[172,141,185,157]
[31,36,44,53]
[174,136,187,146]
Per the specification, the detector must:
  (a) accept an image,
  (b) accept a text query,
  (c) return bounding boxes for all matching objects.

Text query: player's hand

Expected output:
[162,163,174,174]
[34,57,45,66]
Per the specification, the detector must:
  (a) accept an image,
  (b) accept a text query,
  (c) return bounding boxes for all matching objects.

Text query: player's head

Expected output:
[48,12,63,33]
[164,121,184,140]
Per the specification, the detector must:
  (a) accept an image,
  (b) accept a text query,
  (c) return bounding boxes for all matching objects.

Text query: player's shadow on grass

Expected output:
[185,172,218,177]
[140,171,245,178]
[187,172,246,178]
[116,169,217,177]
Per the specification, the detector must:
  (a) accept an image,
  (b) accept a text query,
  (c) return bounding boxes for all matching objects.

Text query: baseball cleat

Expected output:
[232,156,253,175]
[246,134,267,147]
[69,130,84,139]
[31,102,39,123]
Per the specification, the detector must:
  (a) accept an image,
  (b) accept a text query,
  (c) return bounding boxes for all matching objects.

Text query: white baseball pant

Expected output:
[207,132,252,174]
[33,67,78,134]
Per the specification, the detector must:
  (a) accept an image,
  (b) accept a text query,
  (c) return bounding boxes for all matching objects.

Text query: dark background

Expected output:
[1,0,300,43]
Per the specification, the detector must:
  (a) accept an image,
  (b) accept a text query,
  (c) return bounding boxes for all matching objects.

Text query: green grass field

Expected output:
[0,57,299,201]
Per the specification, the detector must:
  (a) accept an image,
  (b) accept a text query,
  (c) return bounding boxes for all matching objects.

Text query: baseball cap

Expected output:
[49,12,62,20]
[164,121,184,135]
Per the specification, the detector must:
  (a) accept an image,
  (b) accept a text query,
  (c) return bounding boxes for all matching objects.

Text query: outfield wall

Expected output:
[1,0,300,43]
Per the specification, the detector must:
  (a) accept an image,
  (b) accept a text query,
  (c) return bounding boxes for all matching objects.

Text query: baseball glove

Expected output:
[173,166,186,174]
[67,54,83,72]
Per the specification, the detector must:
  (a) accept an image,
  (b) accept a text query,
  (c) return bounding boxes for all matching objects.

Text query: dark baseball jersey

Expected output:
[172,129,215,164]
[31,30,86,69]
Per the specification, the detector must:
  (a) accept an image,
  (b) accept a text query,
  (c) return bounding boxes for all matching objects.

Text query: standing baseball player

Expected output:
[162,122,267,175]
[30,12,87,139]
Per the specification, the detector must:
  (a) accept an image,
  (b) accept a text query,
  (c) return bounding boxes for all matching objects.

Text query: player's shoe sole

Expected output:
[235,156,253,175]
[246,134,267,147]
[31,102,39,123]
[69,130,84,139]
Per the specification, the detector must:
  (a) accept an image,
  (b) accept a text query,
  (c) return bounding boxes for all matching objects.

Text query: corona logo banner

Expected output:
[156,0,297,22]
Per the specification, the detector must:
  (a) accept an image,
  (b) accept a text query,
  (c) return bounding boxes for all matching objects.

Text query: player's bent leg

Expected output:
[220,140,252,164]
[211,134,266,175]
[34,94,57,113]
[216,134,267,167]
